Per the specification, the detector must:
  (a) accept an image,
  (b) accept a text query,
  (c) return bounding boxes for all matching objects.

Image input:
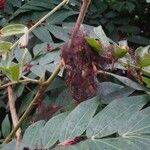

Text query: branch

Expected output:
[0,79,39,90]
[10,0,70,51]
[71,0,91,41]
[3,63,62,144]
[7,86,22,149]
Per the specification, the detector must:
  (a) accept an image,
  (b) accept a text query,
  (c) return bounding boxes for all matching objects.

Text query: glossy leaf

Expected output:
[0,24,26,37]
[86,38,103,54]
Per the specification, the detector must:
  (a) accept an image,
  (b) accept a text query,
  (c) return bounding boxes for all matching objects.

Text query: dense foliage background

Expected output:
[0,0,150,149]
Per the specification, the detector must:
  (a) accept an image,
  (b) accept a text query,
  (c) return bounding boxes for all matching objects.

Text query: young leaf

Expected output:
[59,97,99,142]
[0,24,26,37]
[113,44,128,59]
[86,38,103,54]
[7,64,20,81]
[135,45,150,67]
[0,42,13,59]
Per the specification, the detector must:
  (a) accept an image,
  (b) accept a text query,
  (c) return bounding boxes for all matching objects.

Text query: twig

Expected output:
[7,86,22,149]
[3,63,62,144]
[10,0,69,51]
[70,0,91,42]
[0,79,39,90]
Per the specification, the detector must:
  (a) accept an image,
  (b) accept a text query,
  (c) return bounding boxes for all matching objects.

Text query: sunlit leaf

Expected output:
[86,38,103,54]
[0,24,26,37]
[135,45,150,67]
[113,44,128,59]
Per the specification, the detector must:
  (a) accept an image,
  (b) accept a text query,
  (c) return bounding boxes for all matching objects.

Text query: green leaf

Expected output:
[42,112,69,148]
[142,66,150,77]
[135,45,150,67]
[142,76,150,88]
[113,45,128,59]
[0,42,12,53]
[47,24,69,41]
[33,43,47,57]
[59,97,99,142]
[7,64,20,81]
[97,82,134,103]
[0,42,13,59]
[47,10,78,24]
[1,140,16,150]
[19,92,34,114]
[102,72,145,91]
[2,115,11,138]
[15,48,32,65]
[0,24,26,37]
[30,65,46,77]
[32,26,52,43]
[94,25,110,47]
[21,120,45,149]
[86,38,103,54]
[14,84,25,98]
[87,95,149,138]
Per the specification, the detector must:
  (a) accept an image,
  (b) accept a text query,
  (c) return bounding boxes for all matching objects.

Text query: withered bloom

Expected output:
[61,30,99,103]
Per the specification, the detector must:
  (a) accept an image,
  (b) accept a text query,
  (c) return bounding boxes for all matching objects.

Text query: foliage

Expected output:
[0,0,149,150]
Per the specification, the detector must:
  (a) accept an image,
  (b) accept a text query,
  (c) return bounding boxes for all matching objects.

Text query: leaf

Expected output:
[15,48,32,65]
[33,43,47,57]
[42,112,69,148]
[30,65,46,77]
[87,95,149,138]
[113,45,128,59]
[19,92,34,114]
[0,42,12,59]
[32,26,52,43]
[1,140,16,150]
[142,66,150,77]
[59,97,99,142]
[135,45,150,67]
[142,76,150,88]
[146,0,150,3]
[2,115,11,138]
[47,24,69,41]
[97,82,134,103]
[39,50,60,65]
[86,38,103,54]
[0,42,12,53]
[102,71,145,91]
[47,10,78,24]
[94,25,110,47]
[21,120,45,149]
[128,35,150,45]
[14,84,25,98]
[0,24,26,37]
[7,64,20,81]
